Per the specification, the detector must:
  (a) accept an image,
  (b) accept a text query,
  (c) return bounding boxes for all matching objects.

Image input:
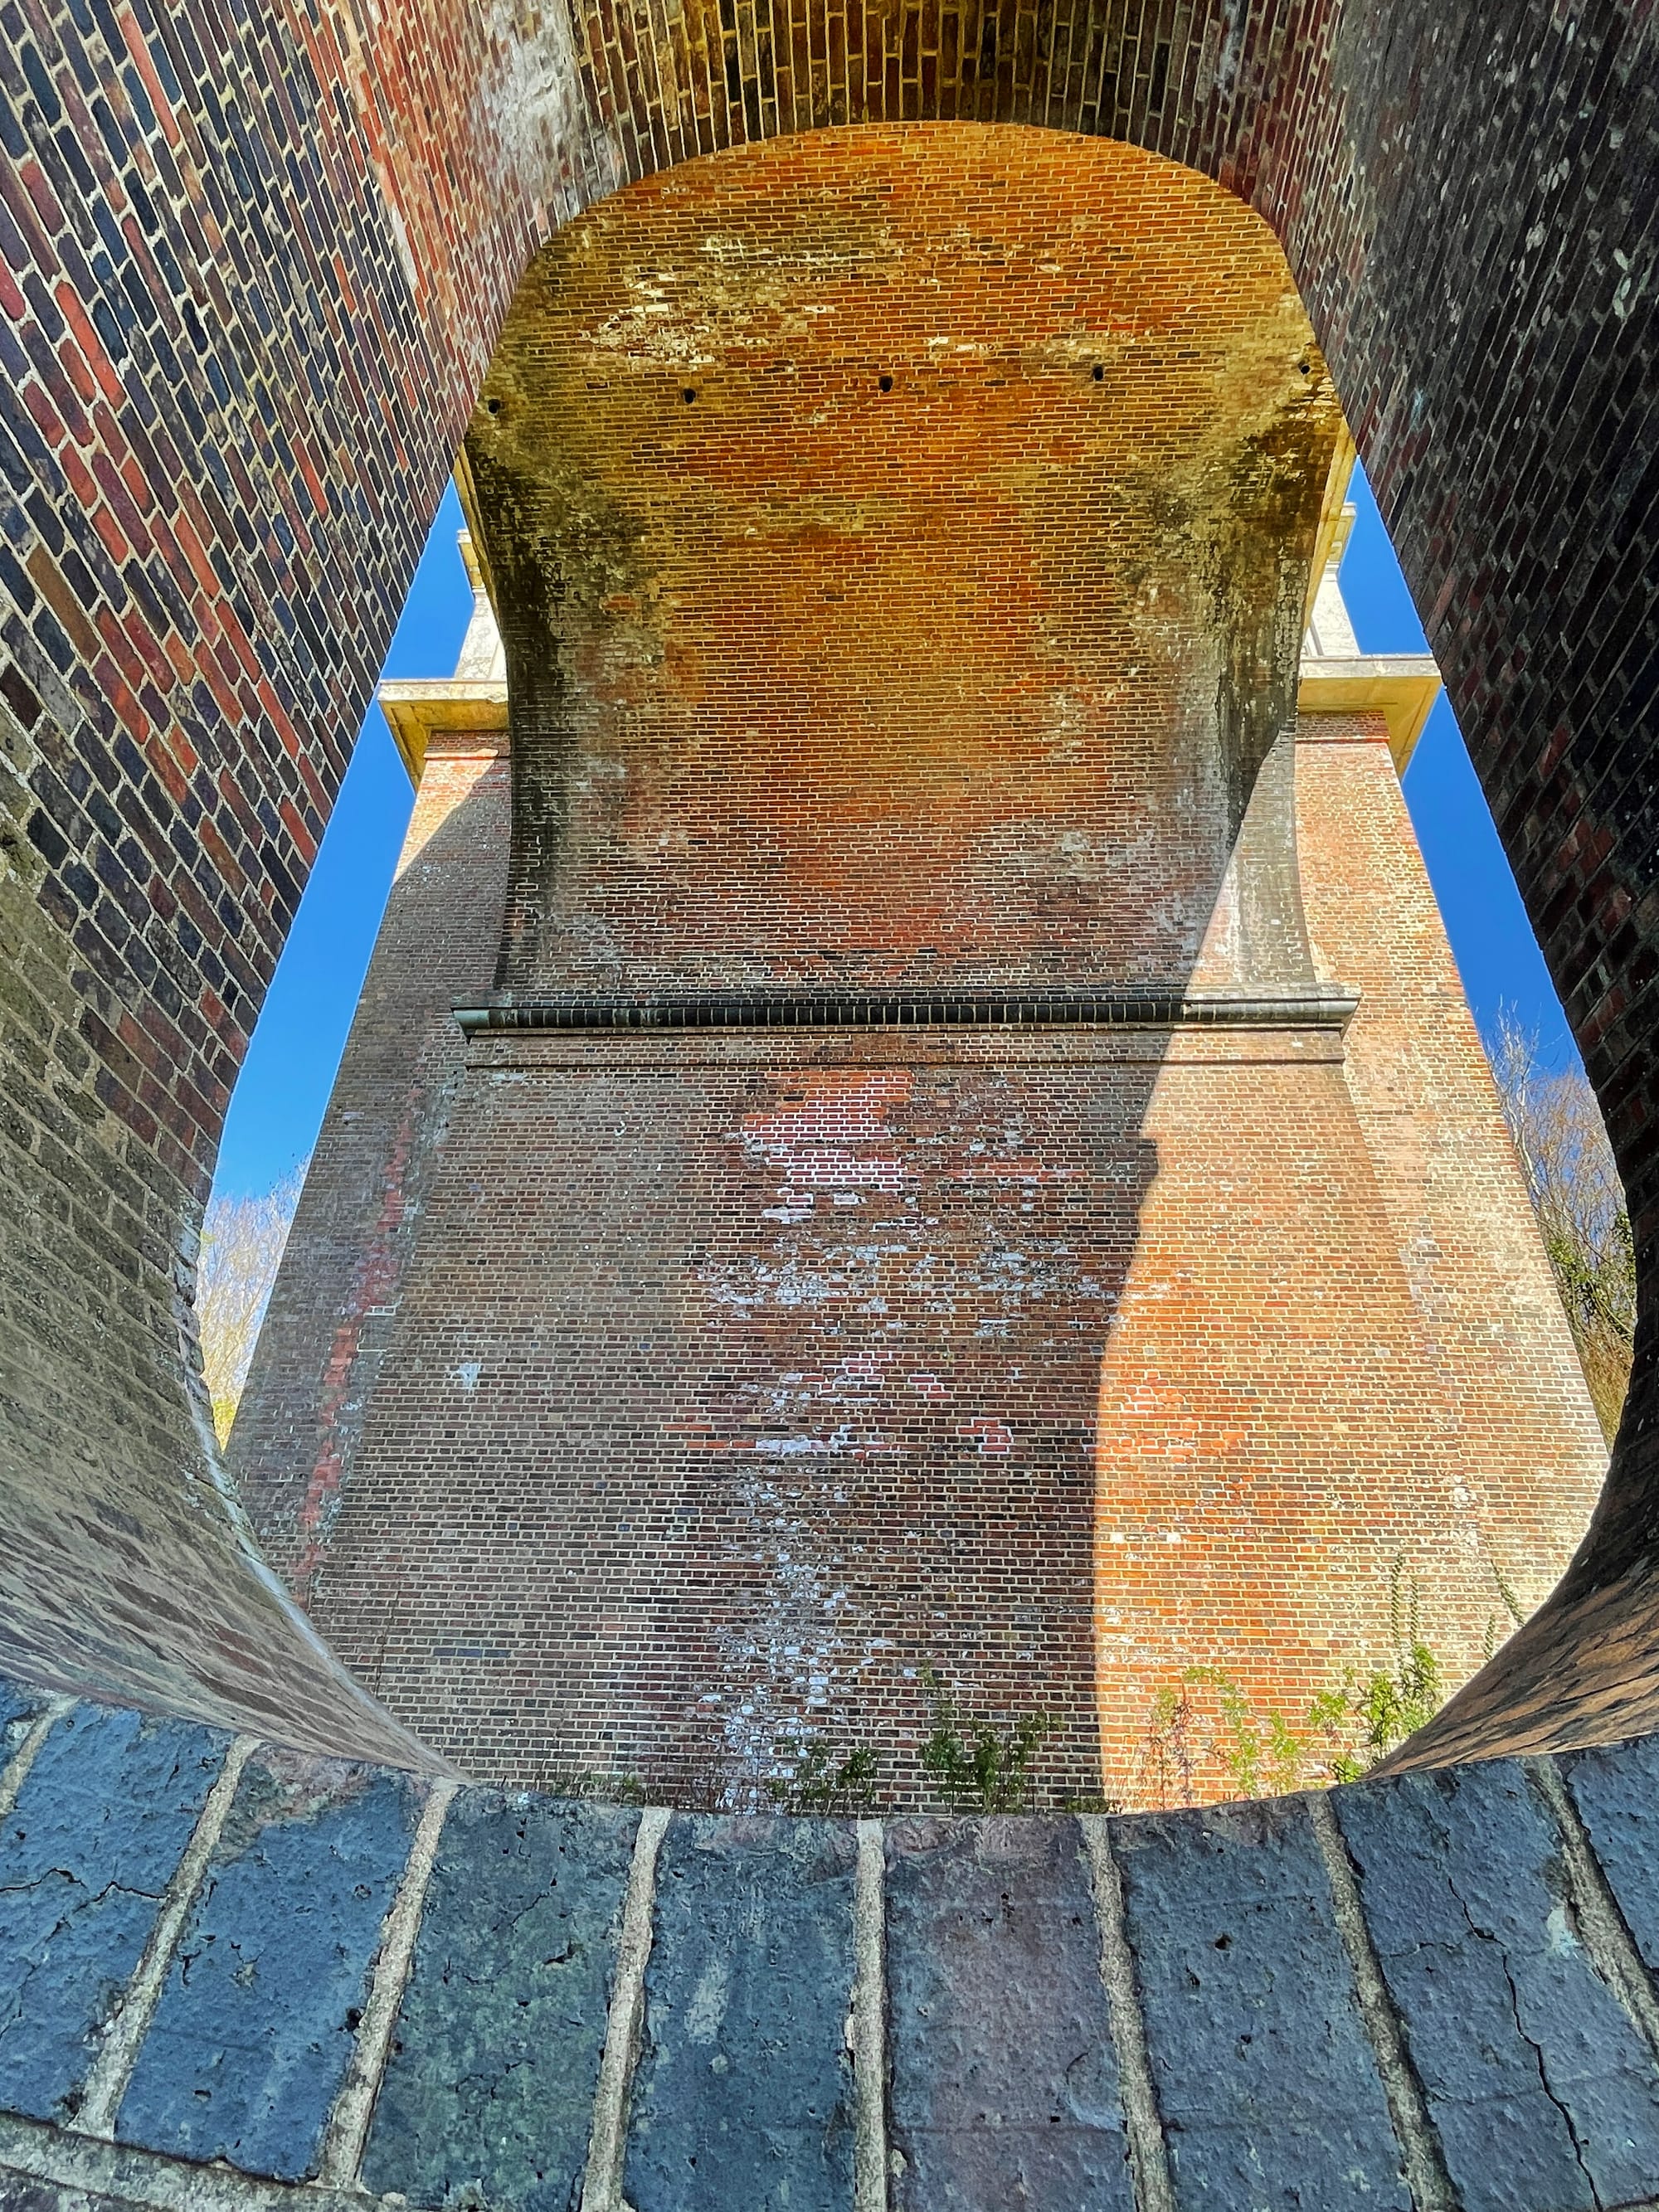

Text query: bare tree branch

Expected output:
[197,1172,304,1442]
[1487,1008,1633,1441]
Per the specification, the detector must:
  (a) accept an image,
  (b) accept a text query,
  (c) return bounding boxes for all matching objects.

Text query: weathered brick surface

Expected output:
[623,1816,858,2211]
[1335,1759,1659,2212]
[0,8,1653,2167]
[271,131,1525,1807]
[273,693,1603,1806]
[309,1026,1161,1800]
[116,1753,422,2182]
[0,0,596,1758]
[1113,1793,1412,2210]
[475,132,1332,1001]
[884,1816,1132,2210]
[1088,715,1608,1799]
[1294,714,1607,1554]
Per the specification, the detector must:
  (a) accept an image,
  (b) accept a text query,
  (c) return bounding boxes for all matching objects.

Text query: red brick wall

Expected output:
[0,0,602,1751]
[280,713,1608,1809]
[231,737,512,1605]
[302,1027,1157,1801]
[1294,712,1607,1552]
[477,129,1335,999]
[230,134,1591,1811]
[1092,715,1607,1803]
[260,129,1354,1807]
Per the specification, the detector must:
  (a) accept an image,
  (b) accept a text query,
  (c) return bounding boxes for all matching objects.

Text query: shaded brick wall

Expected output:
[253,683,1606,1809]
[272,129,1370,1807]
[299,1026,1166,1801]
[230,736,512,1607]
[0,0,602,1751]
[233,132,1599,1811]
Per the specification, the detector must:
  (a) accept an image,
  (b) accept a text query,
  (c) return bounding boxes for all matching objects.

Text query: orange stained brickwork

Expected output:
[236,132,1607,1810]
[472,126,1339,994]
[1091,714,1607,1807]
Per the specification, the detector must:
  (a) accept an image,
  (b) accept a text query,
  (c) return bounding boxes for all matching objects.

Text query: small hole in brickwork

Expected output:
[878,372,894,393]
[682,387,697,404]
[1092,364,1105,381]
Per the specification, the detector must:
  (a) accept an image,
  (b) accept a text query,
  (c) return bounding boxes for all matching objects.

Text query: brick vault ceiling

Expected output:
[466,124,1343,992]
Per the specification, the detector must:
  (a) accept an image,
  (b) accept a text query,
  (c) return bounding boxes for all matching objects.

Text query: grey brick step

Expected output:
[5,1676,1659,2212]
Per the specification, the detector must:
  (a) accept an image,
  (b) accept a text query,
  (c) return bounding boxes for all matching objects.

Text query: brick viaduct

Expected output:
[226,124,1606,1809]
[1,0,1657,2202]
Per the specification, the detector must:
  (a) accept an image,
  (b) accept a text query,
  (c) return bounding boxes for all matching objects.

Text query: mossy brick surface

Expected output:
[362,1789,638,2212]
[1113,1794,1410,2212]
[1335,1760,1659,2212]
[115,1755,421,2181]
[0,1706,226,2123]
[622,1816,857,2212]
[884,1814,1133,2211]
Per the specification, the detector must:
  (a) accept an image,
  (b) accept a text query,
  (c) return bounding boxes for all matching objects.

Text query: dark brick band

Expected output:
[452,988,1360,1035]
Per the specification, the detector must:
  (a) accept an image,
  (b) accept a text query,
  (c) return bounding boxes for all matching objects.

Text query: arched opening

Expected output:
[221,124,1605,1810]
[3,4,1658,2199]
[2,0,1652,1819]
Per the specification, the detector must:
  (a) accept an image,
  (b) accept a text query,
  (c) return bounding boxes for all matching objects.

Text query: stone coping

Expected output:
[6,1672,1659,2210]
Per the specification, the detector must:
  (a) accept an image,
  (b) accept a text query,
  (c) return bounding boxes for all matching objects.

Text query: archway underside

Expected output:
[0,0,1651,1814]
[1,0,1658,2195]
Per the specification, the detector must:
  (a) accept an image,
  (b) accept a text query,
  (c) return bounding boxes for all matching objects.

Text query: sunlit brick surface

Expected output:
[477,129,1334,994]
[1086,717,1606,1802]
[240,136,1606,1809]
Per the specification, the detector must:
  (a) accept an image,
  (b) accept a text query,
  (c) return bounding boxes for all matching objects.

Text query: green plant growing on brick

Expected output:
[1182,1666,1341,1799]
[1325,1559,1445,1782]
[767,1737,880,1815]
[1136,1680,1200,1809]
[533,1765,647,1806]
[1480,1538,1530,1662]
[1061,1789,1125,1814]
[919,1667,1053,1812]
[1140,1558,1461,1803]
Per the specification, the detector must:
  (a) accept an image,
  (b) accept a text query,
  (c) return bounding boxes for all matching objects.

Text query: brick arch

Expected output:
[0,0,1653,1772]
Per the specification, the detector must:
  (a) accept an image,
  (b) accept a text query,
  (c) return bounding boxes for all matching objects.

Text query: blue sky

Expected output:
[208,473,1576,1201]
